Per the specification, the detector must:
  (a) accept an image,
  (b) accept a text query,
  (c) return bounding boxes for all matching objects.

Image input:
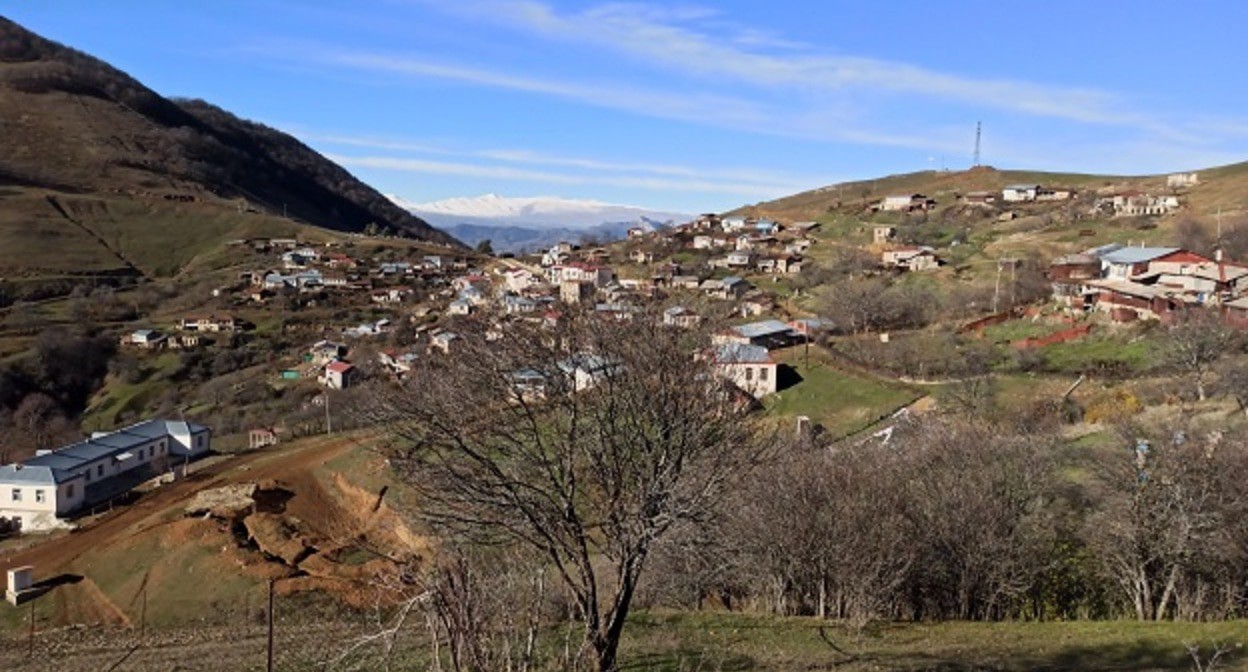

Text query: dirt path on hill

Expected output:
[0,435,358,576]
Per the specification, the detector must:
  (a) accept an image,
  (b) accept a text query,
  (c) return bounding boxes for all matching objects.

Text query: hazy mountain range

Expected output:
[391,193,690,253]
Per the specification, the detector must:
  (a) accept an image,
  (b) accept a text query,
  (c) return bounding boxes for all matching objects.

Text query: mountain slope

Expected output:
[395,193,689,252]
[0,16,459,247]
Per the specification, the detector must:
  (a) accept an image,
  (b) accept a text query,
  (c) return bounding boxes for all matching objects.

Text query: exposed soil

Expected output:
[0,434,424,629]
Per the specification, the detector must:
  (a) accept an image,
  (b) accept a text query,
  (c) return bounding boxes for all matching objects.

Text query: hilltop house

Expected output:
[1002,184,1039,202]
[0,419,212,532]
[877,194,934,212]
[963,191,996,206]
[1098,192,1181,217]
[1167,173,1199,189]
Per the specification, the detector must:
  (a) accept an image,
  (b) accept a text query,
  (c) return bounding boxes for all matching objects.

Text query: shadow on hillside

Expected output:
[12,573,85,604]
[776,364,803,392]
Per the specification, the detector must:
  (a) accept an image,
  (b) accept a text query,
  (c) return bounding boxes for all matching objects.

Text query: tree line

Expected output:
[348,306,1248,672]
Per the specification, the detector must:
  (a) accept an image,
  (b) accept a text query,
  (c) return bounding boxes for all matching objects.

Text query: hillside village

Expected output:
[6,163,1246,536]
[8,7,1248,669]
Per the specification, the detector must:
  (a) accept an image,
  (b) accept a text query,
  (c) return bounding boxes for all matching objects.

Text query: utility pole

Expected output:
[1010,260,1017,309]
[267,579,275,672]
[992,260,1003,313]
[973,121,982,167]
[324,390,332,435]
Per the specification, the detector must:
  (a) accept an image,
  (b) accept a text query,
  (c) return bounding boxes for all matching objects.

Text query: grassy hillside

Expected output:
[735,164,1248,223]
[0,15,460,279]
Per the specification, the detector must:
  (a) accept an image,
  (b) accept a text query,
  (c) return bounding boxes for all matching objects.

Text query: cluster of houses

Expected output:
[873,173,1196,219]
[1049,243,1248,325]
[118,314,244,351]
[230,236,472,305]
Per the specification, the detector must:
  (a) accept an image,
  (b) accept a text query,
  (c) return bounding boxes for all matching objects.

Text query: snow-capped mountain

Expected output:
[390,194,691,253]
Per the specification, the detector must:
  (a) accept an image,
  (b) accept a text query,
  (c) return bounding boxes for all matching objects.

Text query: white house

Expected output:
[545,263,614,288]
[882,246,940,272]
[0,419,212,532]
[322,361,359,389]
[557,355,620,392]
[712,344,778,398]
[1002,184,1040,202]
[878,194,933,212]
[502,268,538,293]
[1167,173,1199,189]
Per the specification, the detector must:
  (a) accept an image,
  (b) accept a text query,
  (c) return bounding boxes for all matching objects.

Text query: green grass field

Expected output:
[617,612,1248,671]
[765,347,922,437]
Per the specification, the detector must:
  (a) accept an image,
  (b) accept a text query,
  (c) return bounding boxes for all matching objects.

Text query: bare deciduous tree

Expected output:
[369,309,768,671]
[1086,424,1248,621]
[1165,310,1238,401]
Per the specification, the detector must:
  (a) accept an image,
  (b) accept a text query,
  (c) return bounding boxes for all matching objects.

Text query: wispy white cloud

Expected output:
[326,152,806,197]
[447,0,1140,127]
[325,52,772,129]
[304,49,970,154]
[303,131,815,186]
[248,1,1248,182]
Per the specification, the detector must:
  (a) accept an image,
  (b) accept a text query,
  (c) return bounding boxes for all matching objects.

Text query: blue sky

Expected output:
[7,1,1248,213]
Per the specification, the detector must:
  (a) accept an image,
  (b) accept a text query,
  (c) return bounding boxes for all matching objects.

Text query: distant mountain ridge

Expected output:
[0,16,459,247]
[393,193,690,252]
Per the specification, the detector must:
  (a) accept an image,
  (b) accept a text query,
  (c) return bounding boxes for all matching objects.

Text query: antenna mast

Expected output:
[973,121,982,167]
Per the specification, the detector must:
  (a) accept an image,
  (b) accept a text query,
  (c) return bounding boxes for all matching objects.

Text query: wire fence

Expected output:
[0,590,435,671]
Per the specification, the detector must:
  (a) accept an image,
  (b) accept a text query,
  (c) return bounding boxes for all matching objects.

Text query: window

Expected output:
[66,484,75,498]
[759,367,769,381]
[744,368,753,381]
[35,490,45,504]
[196,436,204,448]
[98,464,104,478]
[11,488,20,502]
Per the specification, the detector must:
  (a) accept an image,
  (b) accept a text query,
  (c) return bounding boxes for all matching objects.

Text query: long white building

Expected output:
[0,419,211,532]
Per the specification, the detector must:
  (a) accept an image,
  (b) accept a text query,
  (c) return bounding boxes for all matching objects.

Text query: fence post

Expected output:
[267,578,275,672]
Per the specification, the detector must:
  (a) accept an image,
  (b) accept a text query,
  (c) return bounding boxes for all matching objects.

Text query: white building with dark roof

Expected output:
[0,419,211,532]
[712,344,778,398]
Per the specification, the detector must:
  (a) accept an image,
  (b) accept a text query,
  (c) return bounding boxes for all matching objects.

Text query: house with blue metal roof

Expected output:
[0,419,211,532]
[1096,246,1181,279]
[714,319,804,350]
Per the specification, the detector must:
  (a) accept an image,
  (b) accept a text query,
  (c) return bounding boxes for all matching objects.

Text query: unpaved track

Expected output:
[0,435,357,576]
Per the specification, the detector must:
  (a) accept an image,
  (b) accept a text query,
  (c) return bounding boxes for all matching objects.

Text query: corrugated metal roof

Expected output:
[714,344,773,364]
[1100,247,1179,265]
[0,419,209,486]
[0,465,62,485]
[732,320,796,339]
